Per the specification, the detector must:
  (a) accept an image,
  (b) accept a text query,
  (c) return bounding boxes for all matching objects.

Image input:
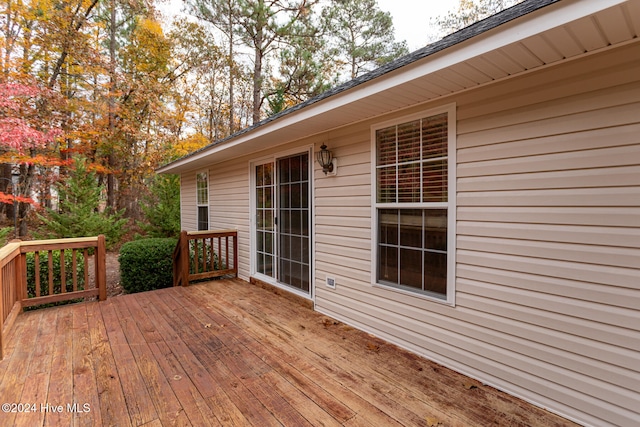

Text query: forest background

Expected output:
[0,0,520,245]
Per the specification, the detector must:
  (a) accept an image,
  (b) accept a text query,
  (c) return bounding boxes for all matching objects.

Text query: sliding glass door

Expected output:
[254,152,311,295]
[277,154,310,293]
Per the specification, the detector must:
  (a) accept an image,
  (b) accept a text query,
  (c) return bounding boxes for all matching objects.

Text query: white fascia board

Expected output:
[334,0,629,102]
[158,0,628,175]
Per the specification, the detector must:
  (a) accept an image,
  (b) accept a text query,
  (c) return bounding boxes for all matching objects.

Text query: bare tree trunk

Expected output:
[17,162,35,237]
[0,164,14,222]
[1,0,12,80]
[252,31,263,125]
[228,1,235,134]
[107,0,116,209]
[1,3,16,220]
[47,0,100,88]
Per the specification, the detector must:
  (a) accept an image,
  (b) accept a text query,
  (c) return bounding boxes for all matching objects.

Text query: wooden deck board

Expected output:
[0,278,578,427]
[186,284,434,426]
[42,308,72,427]
[2,311,42,426]
[182,284,399,426]
[101,300,158,426]
[144,289,251,426]
[163,293,283,427]
[85,300,131,427]
[70,303,101,427]
[112,296,190,426]
[15,309,58,427]
[199,283,478,426]
[0,310,27,381]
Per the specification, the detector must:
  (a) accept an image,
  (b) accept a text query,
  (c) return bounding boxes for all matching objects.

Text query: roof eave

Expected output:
[158,0,633,175]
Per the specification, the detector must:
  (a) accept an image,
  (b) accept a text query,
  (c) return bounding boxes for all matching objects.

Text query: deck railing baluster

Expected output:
[209,238,214,270]
[218,236,223,270]
[0,236,108,360]
[202,238,207,272]
[172,230,238,286]
[193,239,199,275]
[35,251,40,297]
[61,249,66,293]
[48,251,54,296]
[72,249,78,292]
[83,249,89,289]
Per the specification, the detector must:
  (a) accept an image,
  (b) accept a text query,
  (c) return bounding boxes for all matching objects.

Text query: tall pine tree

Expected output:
[38,158,126,247]
[321,0,408,80]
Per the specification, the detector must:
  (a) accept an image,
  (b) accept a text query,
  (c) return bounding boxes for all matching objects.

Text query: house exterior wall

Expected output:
[178,41,639,427]
[179,172,197,231]
[182,163,252,279]
[208,160,251,278]
[315,42,640,427]
[181,139,321,282]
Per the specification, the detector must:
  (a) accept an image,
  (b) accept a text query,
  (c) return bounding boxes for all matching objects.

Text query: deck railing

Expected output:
[173,230,238,287]
[0,236,106,359]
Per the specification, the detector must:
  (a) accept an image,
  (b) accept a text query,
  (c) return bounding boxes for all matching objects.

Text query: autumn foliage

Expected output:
[0,84,61,152]
[0,0,412,239]
[0,83,62,210]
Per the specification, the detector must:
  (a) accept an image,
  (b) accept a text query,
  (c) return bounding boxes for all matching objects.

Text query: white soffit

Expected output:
[158,0,638,174]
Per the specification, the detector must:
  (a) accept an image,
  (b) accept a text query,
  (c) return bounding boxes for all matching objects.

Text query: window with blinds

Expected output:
[376,113,447,204]
[196,172,209,231]
[374,110,451,300]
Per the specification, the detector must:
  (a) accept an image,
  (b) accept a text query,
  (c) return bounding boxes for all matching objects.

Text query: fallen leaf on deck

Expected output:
[204,323,212,328]
[464,382,478,390]
[426,416,441,426]
[367,343,380,352]
[173,375,182,381]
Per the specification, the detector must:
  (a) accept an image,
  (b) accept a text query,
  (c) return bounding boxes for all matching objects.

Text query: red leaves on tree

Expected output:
[0,192,36,206]
[0,83,62,153]
[0,84,39,108]
[0,153,73,168]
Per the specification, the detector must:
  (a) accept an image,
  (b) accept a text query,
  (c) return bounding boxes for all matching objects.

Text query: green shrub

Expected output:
[25,250,86,309]
[119,238,177,294]
[0,227,12,247]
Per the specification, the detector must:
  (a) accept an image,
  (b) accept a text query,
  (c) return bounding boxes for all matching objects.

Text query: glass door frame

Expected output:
[249,146,314,300]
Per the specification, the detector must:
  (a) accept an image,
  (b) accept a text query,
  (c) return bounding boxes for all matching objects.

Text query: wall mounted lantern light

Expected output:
[317,144,336,175]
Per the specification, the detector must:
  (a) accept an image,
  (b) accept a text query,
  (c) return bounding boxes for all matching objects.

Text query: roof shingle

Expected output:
[162,0,560,168]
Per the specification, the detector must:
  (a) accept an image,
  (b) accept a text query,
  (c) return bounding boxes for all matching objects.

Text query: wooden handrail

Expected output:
[0,236,107,359]
[173,230,238,287]
[183,229,237,237]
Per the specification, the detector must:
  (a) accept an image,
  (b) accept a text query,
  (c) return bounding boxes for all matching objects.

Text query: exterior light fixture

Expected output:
[317,144,335,175]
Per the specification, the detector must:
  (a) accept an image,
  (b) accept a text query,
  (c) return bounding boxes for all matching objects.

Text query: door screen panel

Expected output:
[278,153,310,292]
[255,163,275,277]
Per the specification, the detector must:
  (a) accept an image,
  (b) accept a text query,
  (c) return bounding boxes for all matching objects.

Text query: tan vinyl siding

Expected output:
[314,41,640,427]
[181,163,252,279]
[207,161,251,280]
[315,123,373,292]
[180,172,197,231]
[204,139,318,281]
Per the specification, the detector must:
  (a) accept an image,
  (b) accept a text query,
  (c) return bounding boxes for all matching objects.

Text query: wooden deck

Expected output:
[0,278,577,426]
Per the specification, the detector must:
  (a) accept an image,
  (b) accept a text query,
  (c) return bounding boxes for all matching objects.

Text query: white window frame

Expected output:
[249,156,277,283]
[196,170,209,231]
[370,104,457,305]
